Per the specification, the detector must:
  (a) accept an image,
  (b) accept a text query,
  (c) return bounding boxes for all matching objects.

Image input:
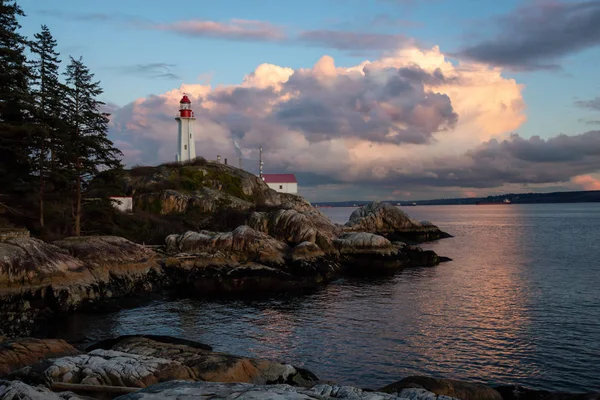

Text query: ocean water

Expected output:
[51,204,600,392]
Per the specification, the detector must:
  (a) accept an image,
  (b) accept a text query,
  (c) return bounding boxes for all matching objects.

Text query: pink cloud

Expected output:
[151,19,286,41]
[571,175,600,190]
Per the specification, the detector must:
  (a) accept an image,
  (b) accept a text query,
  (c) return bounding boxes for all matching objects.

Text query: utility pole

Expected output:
[259,146,264,180]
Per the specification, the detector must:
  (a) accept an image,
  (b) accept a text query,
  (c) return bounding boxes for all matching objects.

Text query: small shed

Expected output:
[109,196,133,212]
[262,174,298,194]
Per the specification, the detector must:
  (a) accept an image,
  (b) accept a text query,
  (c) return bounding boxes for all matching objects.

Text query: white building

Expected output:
[262,174,298,194]
[175,94,196,162]
[109,197,133,212]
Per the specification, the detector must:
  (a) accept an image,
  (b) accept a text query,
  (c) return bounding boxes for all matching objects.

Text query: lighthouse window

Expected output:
[279,185,283,190]
[190,134,192,138]
[184,145,187,150]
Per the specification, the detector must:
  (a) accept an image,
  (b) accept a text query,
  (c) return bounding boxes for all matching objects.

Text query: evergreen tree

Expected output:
[30,24,66,228]
[0,0,32,189]
[64,56,122,236]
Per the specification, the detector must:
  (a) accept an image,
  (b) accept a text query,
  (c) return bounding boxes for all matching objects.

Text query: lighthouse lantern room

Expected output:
[175,94,196,162]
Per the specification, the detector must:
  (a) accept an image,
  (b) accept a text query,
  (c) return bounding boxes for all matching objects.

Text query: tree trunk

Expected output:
[39,142,45,228]
[75,156,81,236]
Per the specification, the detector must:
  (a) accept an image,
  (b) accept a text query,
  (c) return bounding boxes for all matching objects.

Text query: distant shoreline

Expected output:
[313,189,600,207]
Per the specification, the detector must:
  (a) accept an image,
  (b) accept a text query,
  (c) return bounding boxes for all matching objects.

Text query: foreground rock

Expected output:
[344,202,451,243]
[115,381,461,400]
[0,338,80,377]
[0,380,84,400]
[7,335,318,396]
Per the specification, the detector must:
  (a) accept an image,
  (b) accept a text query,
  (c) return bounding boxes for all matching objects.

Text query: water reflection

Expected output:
[50,204,600,392]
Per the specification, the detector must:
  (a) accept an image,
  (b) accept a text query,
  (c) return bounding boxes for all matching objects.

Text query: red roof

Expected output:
[262,174,297,183]
[180,95,191,104]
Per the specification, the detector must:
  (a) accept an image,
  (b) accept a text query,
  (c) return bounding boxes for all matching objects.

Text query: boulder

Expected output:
[165,226,290,265]
[114,381,460,400]
[379,376,503,400]
[334,232,394,255]
[0,380,85,400]
[89,336,318,387]
[332,232,409,274]
[0,338,80,377]
[42,349,193,388]
[344,202,451,243]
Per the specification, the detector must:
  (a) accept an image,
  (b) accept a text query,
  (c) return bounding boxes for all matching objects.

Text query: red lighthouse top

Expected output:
[178,94,194,118]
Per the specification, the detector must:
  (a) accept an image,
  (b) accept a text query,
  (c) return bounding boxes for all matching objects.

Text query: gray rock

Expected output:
[344,202,450,242]
[0,380,84,400]
[114,381,460,400]
[165,225,290,265]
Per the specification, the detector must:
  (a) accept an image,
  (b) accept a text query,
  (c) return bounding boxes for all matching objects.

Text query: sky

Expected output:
[17,0,600,201]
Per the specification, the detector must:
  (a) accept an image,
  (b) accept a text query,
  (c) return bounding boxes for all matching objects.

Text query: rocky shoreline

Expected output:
[1,335,598,400]
[0,201,450,338]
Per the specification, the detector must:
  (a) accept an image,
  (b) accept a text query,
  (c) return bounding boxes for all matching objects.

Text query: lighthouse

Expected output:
[175,94,196,162]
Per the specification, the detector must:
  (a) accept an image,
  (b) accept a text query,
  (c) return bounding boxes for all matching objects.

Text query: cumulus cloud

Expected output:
[459,0,600,70]
[571,175,600,190]
[108,45,538,199]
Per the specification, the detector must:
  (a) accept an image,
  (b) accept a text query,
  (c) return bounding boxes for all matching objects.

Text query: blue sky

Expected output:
[15,0,600,200]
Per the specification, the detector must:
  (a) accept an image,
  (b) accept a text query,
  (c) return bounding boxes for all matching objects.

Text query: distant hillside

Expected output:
[313,190,600,207]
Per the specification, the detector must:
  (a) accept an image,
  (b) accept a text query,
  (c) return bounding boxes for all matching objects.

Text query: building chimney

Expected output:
[224,158,228,165]
[217,155,221,163]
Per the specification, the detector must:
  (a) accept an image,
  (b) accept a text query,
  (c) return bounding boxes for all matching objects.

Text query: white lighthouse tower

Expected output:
[175,94,196,162]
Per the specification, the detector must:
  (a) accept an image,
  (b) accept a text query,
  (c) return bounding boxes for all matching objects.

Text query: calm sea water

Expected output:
[52,204,600,392]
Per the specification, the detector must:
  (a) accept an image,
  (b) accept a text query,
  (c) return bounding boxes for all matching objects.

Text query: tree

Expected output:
[30,24,66,228]
[64,56,122,236]
[0,0,33,190]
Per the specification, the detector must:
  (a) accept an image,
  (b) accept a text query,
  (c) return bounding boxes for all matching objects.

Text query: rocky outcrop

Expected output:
[165,226,290,266]
[0,338,80,377]
[344,202,451,243]
[0,236,165,338]
[0,238,83,287]
[135,187,253,216]
[380,376,503,400]
[53,236,155,267]
[114,381,461,400]
[248,208,341,250]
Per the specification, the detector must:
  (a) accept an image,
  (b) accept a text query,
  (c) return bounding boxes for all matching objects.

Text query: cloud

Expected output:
[298,30,409,51]
[575,97,600,111]
[571,174,600,190]
[108,45,536,200]
[459,1,600,70]
[115,63,181,80]
[150,19,286,42]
